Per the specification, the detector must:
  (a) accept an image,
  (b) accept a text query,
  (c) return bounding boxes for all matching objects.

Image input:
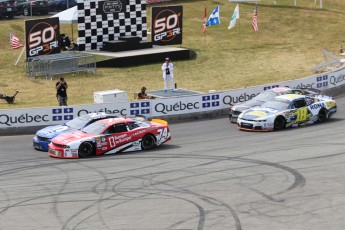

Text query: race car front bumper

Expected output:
[48,143,79,159]
[237,119,273,131]
[33,136,49,151]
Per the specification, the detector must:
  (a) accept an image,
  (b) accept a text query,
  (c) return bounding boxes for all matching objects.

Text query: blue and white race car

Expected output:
[237,94,337,131]
[33,113,118,151]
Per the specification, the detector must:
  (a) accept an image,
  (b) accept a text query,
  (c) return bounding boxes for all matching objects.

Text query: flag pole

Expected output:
[204,1,206,47]
[218,3,221,46]
[15,46,25,66]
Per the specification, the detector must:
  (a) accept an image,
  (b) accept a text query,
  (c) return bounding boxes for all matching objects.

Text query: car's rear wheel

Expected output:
[318,108,328,122]
[23,7,30,16]
[274,116,286,130]
[141,134,157,150]
[78,142,94,158]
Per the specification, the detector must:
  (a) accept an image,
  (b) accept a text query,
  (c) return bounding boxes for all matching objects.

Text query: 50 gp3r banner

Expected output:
[25,18,60,58]
[151,5,182,45]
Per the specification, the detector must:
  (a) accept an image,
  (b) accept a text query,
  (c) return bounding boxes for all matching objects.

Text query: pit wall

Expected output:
[1,65,345,135]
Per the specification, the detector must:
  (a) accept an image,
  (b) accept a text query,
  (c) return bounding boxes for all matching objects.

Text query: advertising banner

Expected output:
[0,102,130,128]
[150,94,221,116]
[98,0,127,14]
[151,5,182,45]
[25,18,60,58]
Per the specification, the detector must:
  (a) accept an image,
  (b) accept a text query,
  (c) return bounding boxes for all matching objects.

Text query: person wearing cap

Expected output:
[55,77,68,106]
[161,57,174,92]
[137,86,155,100]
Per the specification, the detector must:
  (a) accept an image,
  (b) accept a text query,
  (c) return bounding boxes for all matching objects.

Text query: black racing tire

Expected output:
[141,134,157,150]
[318,109,328,122]
[78,142,95,158]
[274,116,286,130]
[23,7,30,16]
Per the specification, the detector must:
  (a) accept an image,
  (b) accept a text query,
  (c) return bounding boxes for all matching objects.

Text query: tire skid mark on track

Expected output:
[0,97,345,230]
[147,173,242,230]
[59,161,173,230]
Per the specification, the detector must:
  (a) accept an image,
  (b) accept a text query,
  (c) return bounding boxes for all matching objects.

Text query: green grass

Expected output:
[0,0,344,109]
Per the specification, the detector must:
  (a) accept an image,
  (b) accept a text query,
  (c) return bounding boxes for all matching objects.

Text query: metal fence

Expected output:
[26,52,97,79]
[312,50,343,73]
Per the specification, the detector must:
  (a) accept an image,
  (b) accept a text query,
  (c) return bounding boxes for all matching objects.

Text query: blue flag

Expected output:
[206,5,220,27]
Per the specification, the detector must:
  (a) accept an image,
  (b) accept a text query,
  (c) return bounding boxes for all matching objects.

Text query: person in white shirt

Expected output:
[161,57,174,92]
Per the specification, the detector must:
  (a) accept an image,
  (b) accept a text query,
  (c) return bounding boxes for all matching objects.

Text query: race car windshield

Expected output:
[253,91,281,102]
[261,99,290,110]
[66,116,91,129]
[81,122,107,134]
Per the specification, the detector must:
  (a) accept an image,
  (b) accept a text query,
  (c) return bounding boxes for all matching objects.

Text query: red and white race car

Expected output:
[48,116,171,159]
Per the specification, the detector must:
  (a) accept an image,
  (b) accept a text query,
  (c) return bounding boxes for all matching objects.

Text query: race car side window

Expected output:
[114,124,128,133]
[107,123,128,134]
[293,99,307,108]
[127,122,140,130]
[305,97,314,106]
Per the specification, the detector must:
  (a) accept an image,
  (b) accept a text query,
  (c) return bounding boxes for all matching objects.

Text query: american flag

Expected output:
[10,32,23,49]
[202,5,206,33]
[252,7,258,32]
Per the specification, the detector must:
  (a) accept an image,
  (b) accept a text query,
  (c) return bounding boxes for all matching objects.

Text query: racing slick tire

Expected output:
[141,134,157,150]
[274,116,286,130]
[78,142,95,158]
[318,108,328,122]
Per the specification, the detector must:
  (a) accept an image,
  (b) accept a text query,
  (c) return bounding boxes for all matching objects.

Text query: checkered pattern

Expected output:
[77,0,147,51]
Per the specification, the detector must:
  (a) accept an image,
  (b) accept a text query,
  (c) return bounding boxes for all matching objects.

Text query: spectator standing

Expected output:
[162,57,174,92]
[56,77,68,106]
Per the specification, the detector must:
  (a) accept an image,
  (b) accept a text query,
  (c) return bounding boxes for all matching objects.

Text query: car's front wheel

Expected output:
[141,134,157,150]
[274,116,286,130]
[78,142,94,158]
[318,108,328,122]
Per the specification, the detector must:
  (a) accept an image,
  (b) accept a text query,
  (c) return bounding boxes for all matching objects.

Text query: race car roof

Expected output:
[78,112,117,121]
[274,94,305,101]
[267,87,292,93]
[96,117,134,125]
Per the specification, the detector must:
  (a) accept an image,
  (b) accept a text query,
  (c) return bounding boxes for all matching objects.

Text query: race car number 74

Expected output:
[157,128,169,141]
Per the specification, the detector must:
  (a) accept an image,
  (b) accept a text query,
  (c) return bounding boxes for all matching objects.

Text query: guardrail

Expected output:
[26,52,97,79]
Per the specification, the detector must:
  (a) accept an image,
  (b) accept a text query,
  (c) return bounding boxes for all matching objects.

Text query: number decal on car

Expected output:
[157,128,168,141]
[296,107,307,122]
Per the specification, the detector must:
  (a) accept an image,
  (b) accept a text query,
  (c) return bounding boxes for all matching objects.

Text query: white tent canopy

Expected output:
[50,6,78,24]
[50,6,78,40]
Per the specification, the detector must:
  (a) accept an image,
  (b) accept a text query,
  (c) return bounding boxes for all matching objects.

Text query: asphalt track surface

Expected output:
[0,97,345,230]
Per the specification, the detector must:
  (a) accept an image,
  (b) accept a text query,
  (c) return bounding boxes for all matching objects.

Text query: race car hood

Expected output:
[240,107,283,120]
[36,125,74,138]
[53,130,95,145]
